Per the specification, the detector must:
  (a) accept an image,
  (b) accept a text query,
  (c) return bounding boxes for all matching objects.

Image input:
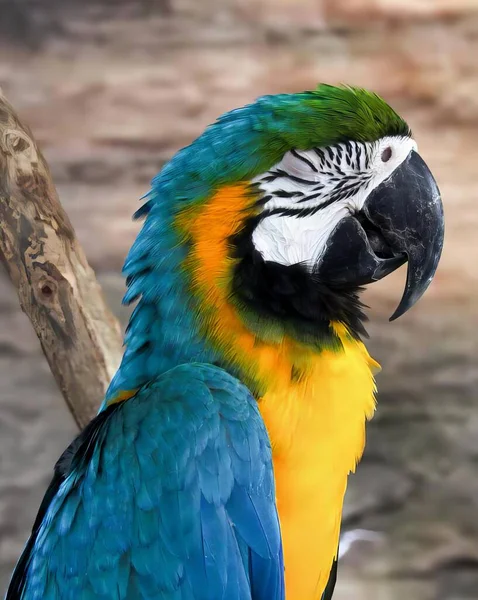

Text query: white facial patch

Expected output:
[251,135,417,270]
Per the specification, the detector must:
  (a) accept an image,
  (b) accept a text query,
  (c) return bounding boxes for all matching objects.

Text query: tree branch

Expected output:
[0,91,123,429]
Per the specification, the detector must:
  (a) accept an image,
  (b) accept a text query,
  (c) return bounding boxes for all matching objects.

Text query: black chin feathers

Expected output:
[230,218,369,344]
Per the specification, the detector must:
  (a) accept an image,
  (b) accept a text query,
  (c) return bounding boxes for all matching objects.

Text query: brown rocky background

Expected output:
[1,1,478,598]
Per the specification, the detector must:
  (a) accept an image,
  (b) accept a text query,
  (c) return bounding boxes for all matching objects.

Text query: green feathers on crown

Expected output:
[251,84,411,150]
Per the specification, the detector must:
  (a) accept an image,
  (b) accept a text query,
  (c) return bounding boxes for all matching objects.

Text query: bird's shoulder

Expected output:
[7,363,283,600]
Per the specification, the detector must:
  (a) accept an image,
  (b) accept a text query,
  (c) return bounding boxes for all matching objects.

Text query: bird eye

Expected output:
[381,147,392,162]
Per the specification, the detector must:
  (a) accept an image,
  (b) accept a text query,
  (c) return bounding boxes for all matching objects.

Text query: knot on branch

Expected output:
[36,276,59,305]
[30,262,70,330]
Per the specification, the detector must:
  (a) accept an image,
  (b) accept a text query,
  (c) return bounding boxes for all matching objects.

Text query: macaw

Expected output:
[5,84,444,600]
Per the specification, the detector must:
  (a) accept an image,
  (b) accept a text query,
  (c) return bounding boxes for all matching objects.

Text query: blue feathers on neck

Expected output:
[104,185,219,405]
[103,100,274,405]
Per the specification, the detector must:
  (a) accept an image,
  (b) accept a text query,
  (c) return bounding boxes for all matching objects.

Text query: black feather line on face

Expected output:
[271,169,318,186]
[291,149,318,172]
[356,143,363,168]
[263,195,339,218]
[274,189,303,199]
[229,215,369,344]
[295,189,329,204]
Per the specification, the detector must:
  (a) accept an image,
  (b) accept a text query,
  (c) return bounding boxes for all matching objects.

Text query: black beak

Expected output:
[317,150,444,320]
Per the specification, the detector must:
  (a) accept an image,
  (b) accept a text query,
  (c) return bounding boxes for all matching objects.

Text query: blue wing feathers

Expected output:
[5,402,123,600]
[7,363,284,600]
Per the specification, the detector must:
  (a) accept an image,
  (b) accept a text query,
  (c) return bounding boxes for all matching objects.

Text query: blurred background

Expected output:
[1,1,478,598]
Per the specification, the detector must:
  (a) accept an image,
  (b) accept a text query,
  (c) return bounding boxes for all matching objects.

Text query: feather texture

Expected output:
[6,364,284,600]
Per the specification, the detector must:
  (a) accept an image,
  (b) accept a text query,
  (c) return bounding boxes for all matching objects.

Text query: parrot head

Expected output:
[119,83,444,392]
[168,85,443,341]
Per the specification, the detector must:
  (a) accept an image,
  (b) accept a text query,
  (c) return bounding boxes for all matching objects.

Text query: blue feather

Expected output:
[8,364,284,599]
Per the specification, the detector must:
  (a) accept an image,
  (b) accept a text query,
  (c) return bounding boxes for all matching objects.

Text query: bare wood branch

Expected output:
[0,92,123,429]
